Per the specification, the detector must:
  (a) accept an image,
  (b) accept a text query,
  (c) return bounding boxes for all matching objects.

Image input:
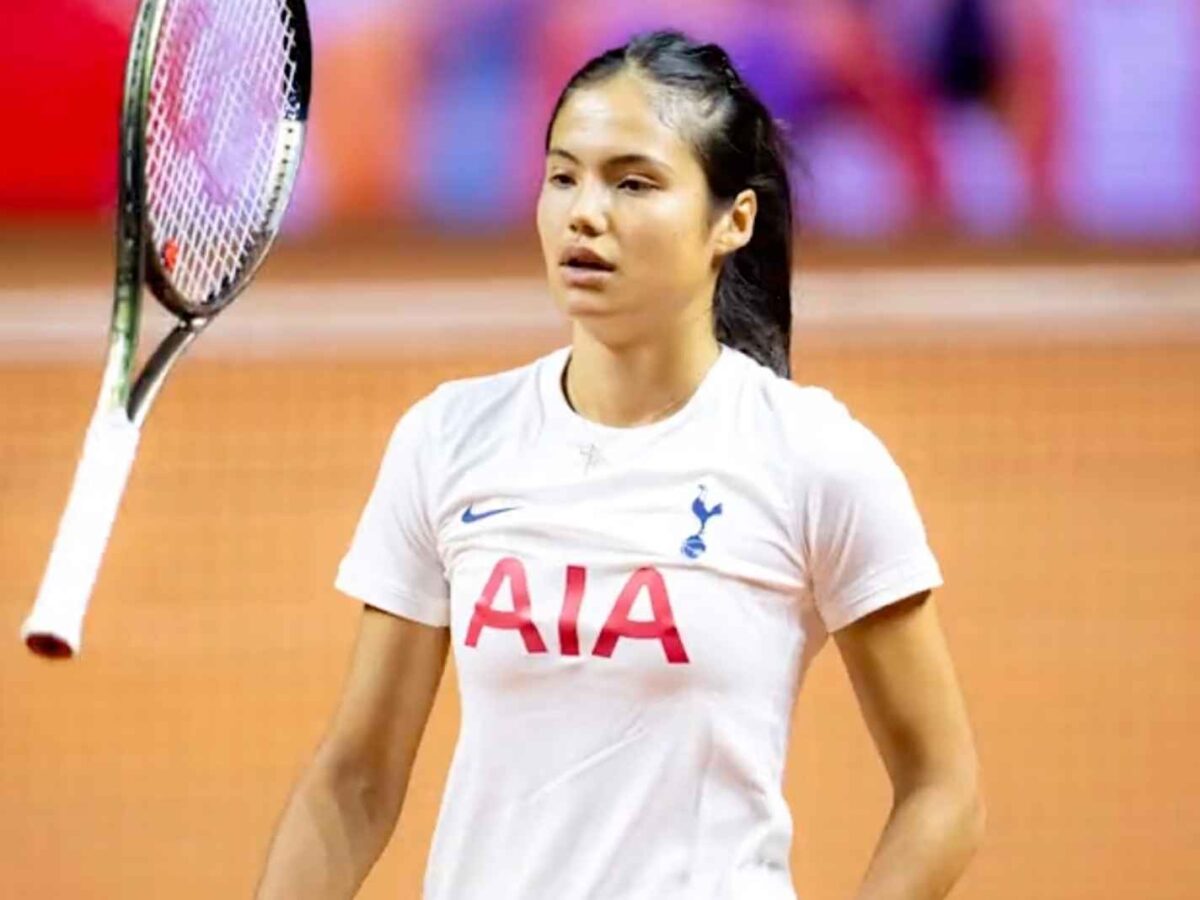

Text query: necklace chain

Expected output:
[562,361,695,427]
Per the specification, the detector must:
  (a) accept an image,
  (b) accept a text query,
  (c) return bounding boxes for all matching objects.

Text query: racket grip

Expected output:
[21,408,141,658]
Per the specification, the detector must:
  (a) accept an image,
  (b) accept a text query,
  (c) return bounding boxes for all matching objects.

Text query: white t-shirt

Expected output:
[335,343,944,900]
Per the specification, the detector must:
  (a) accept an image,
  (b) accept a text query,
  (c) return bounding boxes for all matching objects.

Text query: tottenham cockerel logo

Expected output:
[681,484,723,559]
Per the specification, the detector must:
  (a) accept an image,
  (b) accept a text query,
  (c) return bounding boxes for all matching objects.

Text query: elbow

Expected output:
[898,769,987,849]
[315,743,407,833]
[954,762,987,847]
[944,775,987,851]
[962,787,987,849]
[930,781,987,860]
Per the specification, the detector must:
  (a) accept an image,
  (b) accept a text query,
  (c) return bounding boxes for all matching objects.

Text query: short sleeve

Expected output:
[334,391,450,627]
[802,413,944,633]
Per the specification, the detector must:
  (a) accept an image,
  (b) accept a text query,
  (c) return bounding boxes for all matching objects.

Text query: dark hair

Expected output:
[544,29,795,377]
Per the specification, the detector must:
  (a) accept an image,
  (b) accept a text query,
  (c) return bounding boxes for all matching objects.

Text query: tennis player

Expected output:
[255,29,984,900]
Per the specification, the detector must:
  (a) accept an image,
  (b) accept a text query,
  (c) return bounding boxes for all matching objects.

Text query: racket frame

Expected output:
[143,0,313,325]
[102,0,162,425]
[121,0,313,427]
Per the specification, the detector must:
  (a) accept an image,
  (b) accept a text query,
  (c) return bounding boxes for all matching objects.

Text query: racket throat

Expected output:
[127,320,207,426]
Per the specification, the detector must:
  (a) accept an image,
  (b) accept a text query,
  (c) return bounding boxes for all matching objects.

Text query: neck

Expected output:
[563,326,722,428]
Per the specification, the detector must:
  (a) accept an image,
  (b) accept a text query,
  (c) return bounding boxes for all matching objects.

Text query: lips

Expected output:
[559,246,616,271]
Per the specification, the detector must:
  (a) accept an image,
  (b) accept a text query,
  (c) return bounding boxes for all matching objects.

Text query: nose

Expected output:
[568,178,607,237]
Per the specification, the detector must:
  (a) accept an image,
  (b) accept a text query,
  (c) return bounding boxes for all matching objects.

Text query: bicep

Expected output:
[320,604,450,799]
[832,590,980,797]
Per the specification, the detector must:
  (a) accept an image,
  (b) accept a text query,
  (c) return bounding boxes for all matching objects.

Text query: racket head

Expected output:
[136,0,312,320]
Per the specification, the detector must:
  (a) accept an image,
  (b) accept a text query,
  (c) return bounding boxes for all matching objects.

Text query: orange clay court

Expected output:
[1,242,1198,899]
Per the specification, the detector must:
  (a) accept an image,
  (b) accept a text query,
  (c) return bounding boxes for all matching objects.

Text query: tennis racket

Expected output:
[21,0,312,658]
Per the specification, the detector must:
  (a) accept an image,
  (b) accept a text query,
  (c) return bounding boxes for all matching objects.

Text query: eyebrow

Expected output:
[547,147,674,173]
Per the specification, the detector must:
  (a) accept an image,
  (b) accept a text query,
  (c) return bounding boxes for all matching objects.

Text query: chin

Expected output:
[553,284,624,319]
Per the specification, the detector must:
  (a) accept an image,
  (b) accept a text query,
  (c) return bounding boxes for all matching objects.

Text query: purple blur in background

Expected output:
[2,0,1198,243]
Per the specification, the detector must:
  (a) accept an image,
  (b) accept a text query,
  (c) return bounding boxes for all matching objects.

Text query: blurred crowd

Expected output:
[4,0,1198,242]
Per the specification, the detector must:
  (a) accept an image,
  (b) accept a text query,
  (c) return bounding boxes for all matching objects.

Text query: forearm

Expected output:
[853,782,985,900]
[255,753,404,900]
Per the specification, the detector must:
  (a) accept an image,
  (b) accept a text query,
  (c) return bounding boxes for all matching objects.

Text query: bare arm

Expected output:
[832,591,986,900]
[255,604,450,900]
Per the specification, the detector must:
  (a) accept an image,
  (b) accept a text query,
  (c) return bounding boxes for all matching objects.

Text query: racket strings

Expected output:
[145,0,299,307]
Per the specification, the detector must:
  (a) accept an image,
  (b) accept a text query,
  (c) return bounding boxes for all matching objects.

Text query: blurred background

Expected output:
[1,1,1198,899]
[6,0,1200,243]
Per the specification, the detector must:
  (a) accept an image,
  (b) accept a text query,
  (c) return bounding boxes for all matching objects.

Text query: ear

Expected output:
[712,188,757,257]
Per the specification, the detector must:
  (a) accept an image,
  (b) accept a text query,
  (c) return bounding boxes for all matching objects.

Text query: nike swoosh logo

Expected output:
[461,504,519,524]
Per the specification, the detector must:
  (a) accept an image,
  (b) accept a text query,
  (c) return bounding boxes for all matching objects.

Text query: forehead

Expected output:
[548,72,697,167]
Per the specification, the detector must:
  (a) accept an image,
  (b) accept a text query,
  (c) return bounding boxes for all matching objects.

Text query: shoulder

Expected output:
[423,353,544,419]
[400,347,560,455]
[722,348,894,481]
[722,347,858,447]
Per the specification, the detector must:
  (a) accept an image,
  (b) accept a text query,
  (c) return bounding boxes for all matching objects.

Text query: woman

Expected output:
[255,29,984,900]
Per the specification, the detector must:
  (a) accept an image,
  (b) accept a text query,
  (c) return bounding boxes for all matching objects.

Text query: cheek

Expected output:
[624,200,709,277]
[535,191,560,257]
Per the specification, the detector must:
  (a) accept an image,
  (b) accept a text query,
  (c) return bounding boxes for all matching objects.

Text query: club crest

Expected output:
[680,484,723,559]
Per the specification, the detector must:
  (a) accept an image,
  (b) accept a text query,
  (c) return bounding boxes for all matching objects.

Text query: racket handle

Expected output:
[21,408,141,658]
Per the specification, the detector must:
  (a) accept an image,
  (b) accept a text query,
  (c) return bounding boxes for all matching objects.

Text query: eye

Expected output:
[618,177,654,194]
[548,172,575,188]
